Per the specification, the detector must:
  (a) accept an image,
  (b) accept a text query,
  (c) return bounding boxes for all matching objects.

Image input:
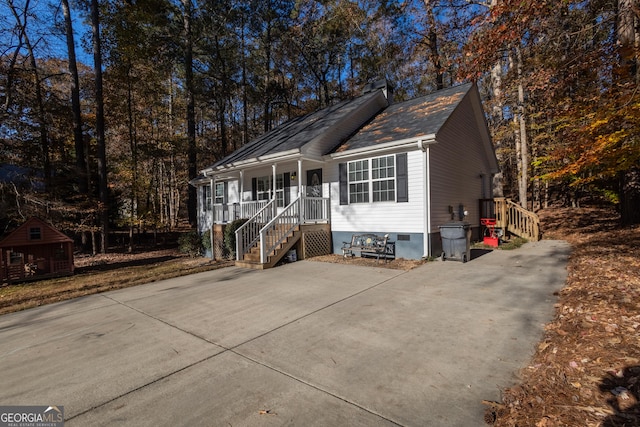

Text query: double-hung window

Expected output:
[372,155,395,202]
[348,160,369,203]
[214,182,224,205]
[255,174,285,206]
[202,186,212,211]
[347,155,396,203]
[256,176,271,201]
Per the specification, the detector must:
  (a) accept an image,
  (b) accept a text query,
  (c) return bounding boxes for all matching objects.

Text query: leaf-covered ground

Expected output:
[487,206,640,426]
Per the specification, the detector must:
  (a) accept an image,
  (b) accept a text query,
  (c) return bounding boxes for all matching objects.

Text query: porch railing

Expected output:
[213,200,268,224]
[302,196,330,223]
[235,200,276,260]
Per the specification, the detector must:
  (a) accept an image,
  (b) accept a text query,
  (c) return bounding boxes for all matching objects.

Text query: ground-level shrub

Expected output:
[224,219,248,258]
[178,230,203,257]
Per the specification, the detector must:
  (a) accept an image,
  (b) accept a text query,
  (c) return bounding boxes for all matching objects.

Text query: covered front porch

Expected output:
[198,160,333,268]
[234,195,331,269]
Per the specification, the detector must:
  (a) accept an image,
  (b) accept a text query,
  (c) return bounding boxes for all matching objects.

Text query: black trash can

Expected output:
[439,222,471,263]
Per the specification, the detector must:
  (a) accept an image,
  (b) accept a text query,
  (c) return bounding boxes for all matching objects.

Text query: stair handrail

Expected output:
[507,199,540,241]
[259,196,301,264]
[494,197,540,241]
[235,199,276,261]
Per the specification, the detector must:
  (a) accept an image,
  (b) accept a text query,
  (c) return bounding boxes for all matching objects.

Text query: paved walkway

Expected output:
[0,240,570,426]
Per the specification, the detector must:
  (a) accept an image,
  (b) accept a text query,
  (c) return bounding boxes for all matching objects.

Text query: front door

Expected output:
[306,169,323,197]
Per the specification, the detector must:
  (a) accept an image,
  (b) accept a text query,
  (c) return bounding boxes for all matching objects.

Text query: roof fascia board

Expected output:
[328,135,436,160]
[201,148,302,175]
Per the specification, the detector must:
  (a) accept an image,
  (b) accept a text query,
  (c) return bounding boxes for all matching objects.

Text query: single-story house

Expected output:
[0,217,74,282]
[192,81,508,268]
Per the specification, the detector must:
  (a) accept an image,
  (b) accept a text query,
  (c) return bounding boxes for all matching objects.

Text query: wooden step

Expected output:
[234,260,268,270]
[238,226,301,269]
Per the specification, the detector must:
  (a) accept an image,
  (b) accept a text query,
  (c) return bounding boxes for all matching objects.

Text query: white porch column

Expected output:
[272,164,277,200]
[298,160,303,197]
[210,176,215,259]
[239,170,244,216]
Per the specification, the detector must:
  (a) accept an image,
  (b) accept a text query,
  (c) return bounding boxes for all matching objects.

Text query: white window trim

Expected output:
[348,155,396,204]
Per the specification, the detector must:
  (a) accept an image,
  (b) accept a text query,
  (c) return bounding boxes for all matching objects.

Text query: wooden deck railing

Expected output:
[493,197,541,241]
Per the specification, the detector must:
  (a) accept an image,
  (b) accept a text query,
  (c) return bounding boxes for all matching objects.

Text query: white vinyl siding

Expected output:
[330,150,425,233]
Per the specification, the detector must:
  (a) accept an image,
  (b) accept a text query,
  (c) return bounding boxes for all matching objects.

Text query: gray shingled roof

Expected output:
[331,83,472,153]
[209,90,382,169]
[204,83,472,175]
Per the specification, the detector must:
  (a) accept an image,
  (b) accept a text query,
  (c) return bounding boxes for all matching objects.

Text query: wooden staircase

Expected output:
[494,197,541,241]
[236,225,301,270]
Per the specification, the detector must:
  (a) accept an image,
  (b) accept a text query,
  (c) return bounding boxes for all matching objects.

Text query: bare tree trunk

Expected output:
[241,11,248,149]
[423,0,444,90]
[512,46,529,209]
[91,0,109,253]
[490,0,504,198]
[61,0,88,194]
[182,0,197,227]
[263,19,272,133]
[126,65,137,253]
[7,0,50,190]
[617,0,640,225]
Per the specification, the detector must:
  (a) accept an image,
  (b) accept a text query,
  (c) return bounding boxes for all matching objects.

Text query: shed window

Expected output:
[29,227,42,240]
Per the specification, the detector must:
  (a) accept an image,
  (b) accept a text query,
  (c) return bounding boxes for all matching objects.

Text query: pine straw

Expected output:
[306,253,426,270]
[487,206,640,427]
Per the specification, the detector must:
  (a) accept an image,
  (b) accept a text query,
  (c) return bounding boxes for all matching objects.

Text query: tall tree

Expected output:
[90,0,109,252]
[182,0,197,226]
[61,0,88,194]
[616,0,640,224]
[6,0,51,189]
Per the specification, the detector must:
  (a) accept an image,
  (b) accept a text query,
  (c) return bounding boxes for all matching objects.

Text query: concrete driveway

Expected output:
[0,240,570,426]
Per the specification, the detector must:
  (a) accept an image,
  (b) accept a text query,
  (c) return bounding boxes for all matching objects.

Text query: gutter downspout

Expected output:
[423,145,431,258]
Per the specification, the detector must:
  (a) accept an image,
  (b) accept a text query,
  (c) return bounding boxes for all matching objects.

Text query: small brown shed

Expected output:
[0,217,74,283]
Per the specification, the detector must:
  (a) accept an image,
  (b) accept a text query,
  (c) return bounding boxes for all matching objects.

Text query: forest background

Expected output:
[1,0,639,253]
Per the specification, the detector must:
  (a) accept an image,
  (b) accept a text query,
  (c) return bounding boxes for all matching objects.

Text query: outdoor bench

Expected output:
[341,233,395,262]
